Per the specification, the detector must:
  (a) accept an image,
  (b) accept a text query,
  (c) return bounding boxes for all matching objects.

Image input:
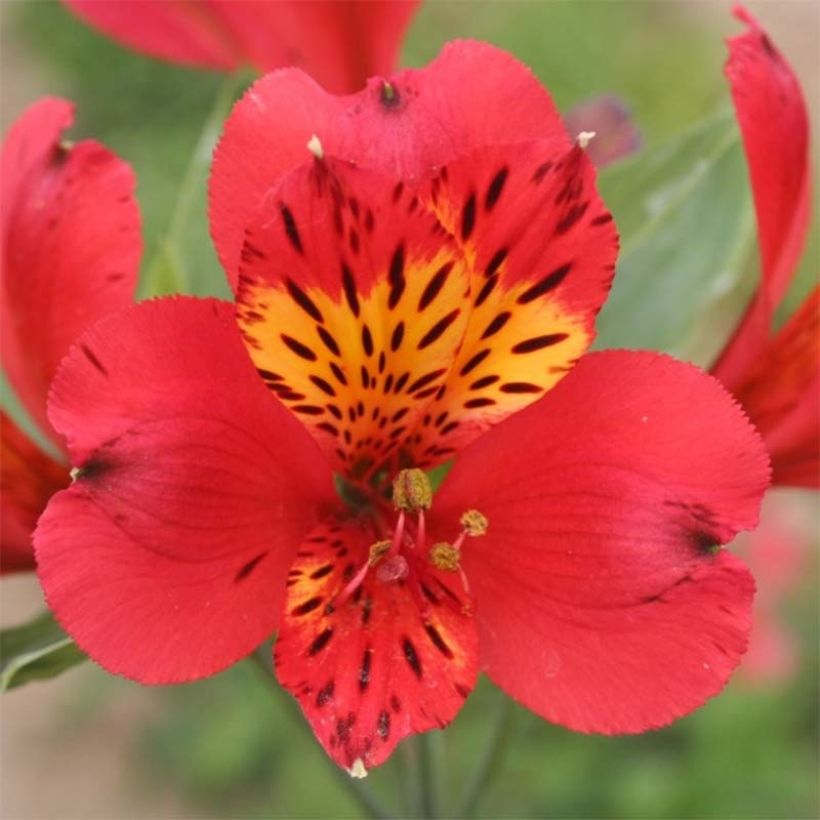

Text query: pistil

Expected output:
[329,469,487,613]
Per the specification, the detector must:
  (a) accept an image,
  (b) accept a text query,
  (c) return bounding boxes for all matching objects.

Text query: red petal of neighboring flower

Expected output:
[433,350,770,734]
[210,40,570,289]
[35,298,335,683]
[563,94,642,168]
[1,97,141,449]
[711,6,811,388]
[64,1,418,95]
[236,156,469,474]
[275,517,478,773]
[1,412,70,574]
[733,287,819,488]
[735,506,805,683]
[406,141,617,462]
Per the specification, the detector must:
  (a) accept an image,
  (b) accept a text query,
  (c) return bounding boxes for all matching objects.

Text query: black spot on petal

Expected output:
[461,193,477,241]
[402,637,423,679]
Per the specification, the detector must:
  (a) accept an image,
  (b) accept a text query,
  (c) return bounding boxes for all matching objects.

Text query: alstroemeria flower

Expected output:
[63,0,419,94]
[711,6,818,488]
[36,42,769,774]
[0,98,141,573]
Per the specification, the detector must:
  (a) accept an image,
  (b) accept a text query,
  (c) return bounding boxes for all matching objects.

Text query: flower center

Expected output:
[331,468,487,614]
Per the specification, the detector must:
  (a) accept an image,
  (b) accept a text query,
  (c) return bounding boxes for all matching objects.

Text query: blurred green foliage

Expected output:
[2,1,818,818]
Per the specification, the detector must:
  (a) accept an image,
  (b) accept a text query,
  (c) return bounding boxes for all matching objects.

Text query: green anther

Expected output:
[429,542,460,572]
[368,540,391,566]
[460,509,488,536]
[392,468,433,512]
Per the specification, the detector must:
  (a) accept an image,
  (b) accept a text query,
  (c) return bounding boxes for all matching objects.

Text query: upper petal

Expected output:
[236,156,469,475]
[711,6,812,387]
[210,40,570,289]
[1,412,70,574]
[36,297,336,683]
[65,1,419,94]
[433,350,770,734]
[404,140,618,463]
[0,97,141,448]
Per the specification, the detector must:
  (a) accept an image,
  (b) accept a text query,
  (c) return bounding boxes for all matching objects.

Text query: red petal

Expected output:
[736,508,805,683]
[1,97,140,448]
[563,94,642,168]
[210,40,569,289]
[65,0,242,70]
[733,288,819,488]
[711,6,811,387]
[35,298,335,683]
[274,517,478,772]
[406,141,617,463]
[1,412,69,574]
[433,350,769,734]
[237,156,469,474]
[65,1,418,94]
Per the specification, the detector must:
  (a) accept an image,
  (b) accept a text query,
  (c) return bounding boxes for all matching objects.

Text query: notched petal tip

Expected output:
[576,131,596,149]
[347,758,368,779]
[306,134,324,160]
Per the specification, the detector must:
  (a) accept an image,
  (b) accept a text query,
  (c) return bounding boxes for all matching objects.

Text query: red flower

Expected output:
[711,6,818,488]
[0,98,141,573]
[35,42,769,774]
[63,0,419,94]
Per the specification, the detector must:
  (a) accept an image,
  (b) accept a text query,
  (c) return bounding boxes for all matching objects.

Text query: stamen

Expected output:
[429,542,460,571]
[392,468,433,512]
[333,559,371,608]
[416,509,427,551]
[388,509,406,557]
[460,509,488,536]
[368,539,391,566]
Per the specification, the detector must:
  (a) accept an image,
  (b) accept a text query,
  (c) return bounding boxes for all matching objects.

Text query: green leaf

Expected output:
[1,611,86,691]
[595,110,756,364]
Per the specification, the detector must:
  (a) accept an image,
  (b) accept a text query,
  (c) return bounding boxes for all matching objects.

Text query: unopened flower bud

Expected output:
[429,541,461,572]
[392,468,432,512]
[460,509,488,536]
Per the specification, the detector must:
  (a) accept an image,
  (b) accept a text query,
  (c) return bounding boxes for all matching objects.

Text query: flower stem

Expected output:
[416,731,443,818]
[455,693,516,817]
[142,69,246,296]
[246,649,393,820]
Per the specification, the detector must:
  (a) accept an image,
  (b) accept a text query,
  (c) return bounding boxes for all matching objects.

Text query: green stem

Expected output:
[399,739,420,816]
[455,694,516,818]
[416,732,439,818]
[246,650,393,820]
[142,70,245,296]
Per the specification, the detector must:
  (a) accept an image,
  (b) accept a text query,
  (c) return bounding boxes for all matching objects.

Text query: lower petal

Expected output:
[274,517,478,773]
[434,350,769,733]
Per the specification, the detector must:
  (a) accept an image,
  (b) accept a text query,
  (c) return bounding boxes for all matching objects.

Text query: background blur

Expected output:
[1,1,818,817]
